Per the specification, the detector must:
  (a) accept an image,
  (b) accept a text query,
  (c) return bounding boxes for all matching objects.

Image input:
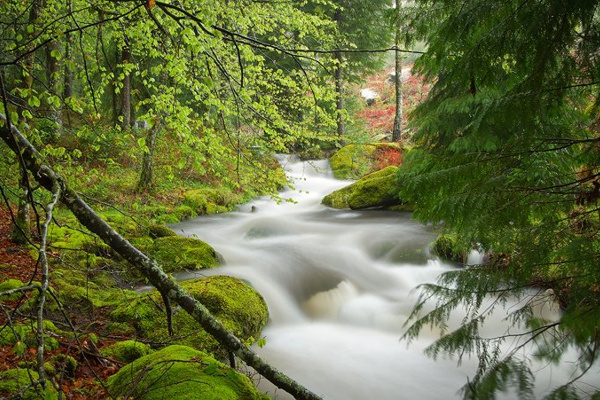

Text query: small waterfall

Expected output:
[170,156,593,400]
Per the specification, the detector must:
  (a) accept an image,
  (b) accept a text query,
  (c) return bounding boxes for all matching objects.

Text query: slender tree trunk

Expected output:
[12,0,45,242]
[0,113,322,400]
[46,39,62,132]
[333,9,345,145]
[136,119,160,192]
[334,51,345,144]
[63,33,73,100]
[120,44,132,129]
[391,21,403,142]
[11,168,31,244]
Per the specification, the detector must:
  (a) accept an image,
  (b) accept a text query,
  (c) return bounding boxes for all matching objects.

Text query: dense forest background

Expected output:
[1,0,599,399]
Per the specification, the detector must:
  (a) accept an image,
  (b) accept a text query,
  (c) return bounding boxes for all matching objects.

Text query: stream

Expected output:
[170,156,598,399]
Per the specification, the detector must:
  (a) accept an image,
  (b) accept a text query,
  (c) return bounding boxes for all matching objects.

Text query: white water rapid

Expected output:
[170,156,598,400]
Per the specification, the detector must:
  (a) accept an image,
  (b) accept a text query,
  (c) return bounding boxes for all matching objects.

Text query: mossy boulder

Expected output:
[48,354,78,378]
[0,278,27,301]
[0,320,62,351]
[323,166,404,210]
[50,271,137,311]
[183,188,232,215]
[147,236,223,273]
[430,234,466,264]
[0,369,58,399]
[330,144,377,180]
[147,224,178,239]
[110,275,269,358]
[106,345,269,400]
[329,143,403,180]
[101,339,154,363]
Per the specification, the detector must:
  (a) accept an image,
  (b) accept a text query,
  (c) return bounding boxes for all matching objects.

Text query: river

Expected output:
[170,156,597,399]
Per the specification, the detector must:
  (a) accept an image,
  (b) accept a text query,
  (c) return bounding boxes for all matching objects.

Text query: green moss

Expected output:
[323,166,401,210]
[0,369,57,399]
[431,234,465,263]
[106,345,269,400]
[51,276,136,310]
[148,236,223,273]
[330,144,377,180]
[101,340,154,363]
[49,354,78,378]
[173,205,196,220]
[0,278,25,291]
[0,279,26,301]
[0,320,62,351]
[110,276,269,358]
[184,188,231,215]
[147,224,178,239]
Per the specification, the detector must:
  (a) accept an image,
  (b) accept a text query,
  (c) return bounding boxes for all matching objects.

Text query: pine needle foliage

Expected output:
[398,0,600,398]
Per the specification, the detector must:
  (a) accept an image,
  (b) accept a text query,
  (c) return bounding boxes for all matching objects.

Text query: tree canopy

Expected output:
[398,1,600,398]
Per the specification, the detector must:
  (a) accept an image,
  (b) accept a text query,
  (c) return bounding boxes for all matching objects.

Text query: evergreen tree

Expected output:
[398,1,600,398]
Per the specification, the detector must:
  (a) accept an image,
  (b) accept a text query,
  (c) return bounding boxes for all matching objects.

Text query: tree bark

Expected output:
[10,168,31,244]
[391,25,403,142]
[333,9,345,145]
[11,0,45,243]
[46,39,62,131]
[334,50,345,145]
[121,44,132,129]
[0,113,322,400]
[136,118,160,192]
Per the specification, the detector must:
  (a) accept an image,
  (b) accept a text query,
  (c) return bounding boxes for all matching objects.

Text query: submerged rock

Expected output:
[322,166,406,210]
[110,275,269,359]
[106,345,269,400]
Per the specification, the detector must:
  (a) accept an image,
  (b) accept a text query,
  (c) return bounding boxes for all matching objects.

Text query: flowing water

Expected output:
[170,156,598,399]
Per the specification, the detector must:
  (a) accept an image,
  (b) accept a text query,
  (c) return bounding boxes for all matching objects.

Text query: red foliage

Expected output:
[374,146,403,170]
[355,64,430,137]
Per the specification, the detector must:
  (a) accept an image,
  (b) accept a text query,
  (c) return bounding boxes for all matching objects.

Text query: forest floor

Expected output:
[0,207,118,398]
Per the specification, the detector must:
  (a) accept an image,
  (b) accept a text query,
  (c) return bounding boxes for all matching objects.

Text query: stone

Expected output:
[106,345,269,400]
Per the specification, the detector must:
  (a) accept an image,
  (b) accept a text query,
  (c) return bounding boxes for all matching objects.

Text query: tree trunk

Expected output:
[121,44,131,129]
[11,0,45,242]
[10,168,31,245]
[136,119,160,192]
[333,9,345,145]
[391,22,403,142]
[0,113,322,400]
[334,50,345,144]
[46,39,62,132]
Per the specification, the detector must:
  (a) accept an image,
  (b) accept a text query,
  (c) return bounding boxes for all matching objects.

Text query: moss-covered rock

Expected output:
[101,339,154,363]
[430,234,466,264]
[323,166,404,210]
[110,276,269,359]
[184,188,231,215]
[106,345,268,400]
[48,354,78,378]
[0,369,58,399]
[0,278,27,301]
[0,320,62,351]
[147,224,178,239]
[50,272,137,311]
[330,144,377,180]
[147,236,223,273]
